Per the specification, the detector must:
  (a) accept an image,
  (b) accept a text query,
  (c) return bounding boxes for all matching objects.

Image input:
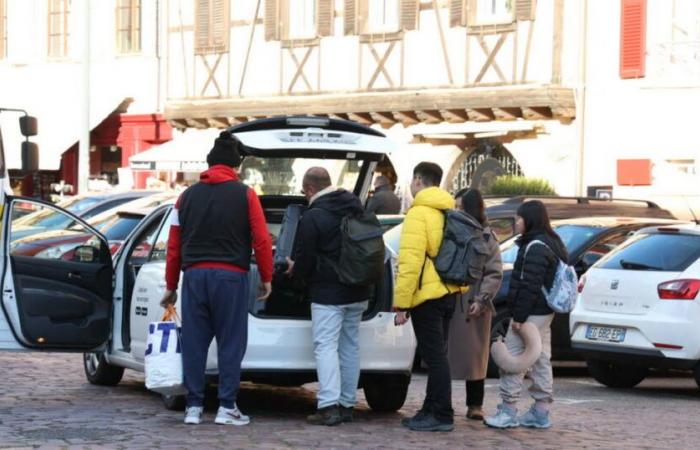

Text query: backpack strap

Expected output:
[520,239,549,280]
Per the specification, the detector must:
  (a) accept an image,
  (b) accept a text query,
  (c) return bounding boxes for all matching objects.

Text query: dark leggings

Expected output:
[466,379,485,407]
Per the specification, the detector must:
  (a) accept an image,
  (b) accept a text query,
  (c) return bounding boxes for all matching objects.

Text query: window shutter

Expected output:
[619,0,646,79]
[265,0,280,41]
[195,0,229,54]
[400,0,419,31]
[449,0,466,27]
[515,0,536,21]
[317,0,334,37]
[344,0,357,35]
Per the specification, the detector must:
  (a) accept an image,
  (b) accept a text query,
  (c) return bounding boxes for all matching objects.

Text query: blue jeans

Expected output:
[181,269,249,409]
[311,301,368,409]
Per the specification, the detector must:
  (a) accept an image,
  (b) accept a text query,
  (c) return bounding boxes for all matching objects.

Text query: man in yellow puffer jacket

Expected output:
[395,162,461,433]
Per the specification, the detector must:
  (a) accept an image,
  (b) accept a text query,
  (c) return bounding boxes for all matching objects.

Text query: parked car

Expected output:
[0,117,416,413]
[570,223,700,390]
[10,190,158,242]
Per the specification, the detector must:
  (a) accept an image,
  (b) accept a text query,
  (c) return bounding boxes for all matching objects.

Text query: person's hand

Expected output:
[160,290,177,308]
[258,282,272,301]
[512,321,523,332]
[394,311,409,326]
[468,302,483,317]
[284,257,295,277]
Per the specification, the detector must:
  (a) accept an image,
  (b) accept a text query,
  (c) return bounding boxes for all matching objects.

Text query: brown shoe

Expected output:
[307,405,342,426]
[466,406,484,421]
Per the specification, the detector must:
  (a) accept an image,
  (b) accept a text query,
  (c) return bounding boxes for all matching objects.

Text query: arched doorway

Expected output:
[451,140,523,192]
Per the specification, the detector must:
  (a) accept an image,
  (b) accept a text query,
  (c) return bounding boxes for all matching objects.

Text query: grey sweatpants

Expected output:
[499,314,555,404]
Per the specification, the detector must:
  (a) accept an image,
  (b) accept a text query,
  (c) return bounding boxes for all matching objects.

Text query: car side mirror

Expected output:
[73,245,99,263]
[580,251,604,270]
[19,115,38,137]
[22,141,39,172]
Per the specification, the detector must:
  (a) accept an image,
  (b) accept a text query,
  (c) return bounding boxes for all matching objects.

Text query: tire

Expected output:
[693,363,700,390]
[586,359,648,388]
[161,393,187,411]
[487,311,511,378]
[363,374,410,412]
[83,352,125,386]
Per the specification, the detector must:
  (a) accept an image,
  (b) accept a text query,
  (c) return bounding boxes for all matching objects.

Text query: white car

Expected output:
[570,223,700,389]
[0,117,416,412]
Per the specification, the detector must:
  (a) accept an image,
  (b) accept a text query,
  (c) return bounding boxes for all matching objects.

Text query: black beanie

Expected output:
[207,131,242,168]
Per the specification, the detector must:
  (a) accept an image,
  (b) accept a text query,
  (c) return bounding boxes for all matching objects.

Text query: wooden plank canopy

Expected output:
[164,86,575,129]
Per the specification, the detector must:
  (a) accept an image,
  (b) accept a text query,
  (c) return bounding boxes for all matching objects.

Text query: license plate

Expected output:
[585,325,626,343]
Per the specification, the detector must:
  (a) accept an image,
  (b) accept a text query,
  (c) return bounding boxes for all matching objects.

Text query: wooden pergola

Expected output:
[164,86,576,130]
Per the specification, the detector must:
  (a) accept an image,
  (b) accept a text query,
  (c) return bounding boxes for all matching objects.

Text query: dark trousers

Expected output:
[466,379,485,407]
[411,294,456,424]
[181,268,249,409]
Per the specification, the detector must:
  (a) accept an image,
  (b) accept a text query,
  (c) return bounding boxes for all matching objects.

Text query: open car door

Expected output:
[0,197,113,351]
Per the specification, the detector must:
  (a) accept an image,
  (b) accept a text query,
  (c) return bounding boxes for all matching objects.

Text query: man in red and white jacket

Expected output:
[161,131,273,426]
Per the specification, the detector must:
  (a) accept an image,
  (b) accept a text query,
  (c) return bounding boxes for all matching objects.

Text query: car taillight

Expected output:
[658,279,700,300]
[578,275,587,294]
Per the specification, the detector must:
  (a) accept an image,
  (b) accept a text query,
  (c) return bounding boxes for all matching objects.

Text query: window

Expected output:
[48,0,70,58]
[1,0,6,59]
[150,209,174,262]
[287,0,317,39]
[195,0,229,55]
[475,0,513,25]
[116,0,141,54]
[599,233,700,272]
[367,0,400,33]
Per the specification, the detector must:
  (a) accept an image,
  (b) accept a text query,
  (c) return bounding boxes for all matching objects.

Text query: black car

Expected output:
[489,216,683,375]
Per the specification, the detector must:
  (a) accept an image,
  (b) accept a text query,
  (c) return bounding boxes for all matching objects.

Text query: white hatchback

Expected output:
[0,117,416,412]
[570,223,700,389]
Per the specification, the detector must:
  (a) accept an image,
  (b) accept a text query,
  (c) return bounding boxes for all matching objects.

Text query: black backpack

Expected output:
[433,210,490,286]
[334,211,385,286]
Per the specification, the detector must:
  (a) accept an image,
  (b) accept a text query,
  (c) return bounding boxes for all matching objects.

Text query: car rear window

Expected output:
[598,233,700,272]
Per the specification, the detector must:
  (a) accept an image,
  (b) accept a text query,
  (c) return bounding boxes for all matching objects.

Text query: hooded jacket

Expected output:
[165,165,273,291]
[508,230,568,323]
[393,187,463,310]
[291,188,371,305]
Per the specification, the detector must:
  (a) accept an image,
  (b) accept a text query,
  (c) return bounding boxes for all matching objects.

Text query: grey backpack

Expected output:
[433,210,490,286]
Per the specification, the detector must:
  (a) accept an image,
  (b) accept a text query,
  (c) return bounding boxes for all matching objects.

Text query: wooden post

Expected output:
[432,0,454,85]
[239,0,263,95]
[552,0,564,84]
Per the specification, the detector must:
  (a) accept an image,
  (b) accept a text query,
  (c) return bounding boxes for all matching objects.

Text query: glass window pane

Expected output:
[150,209,174,262]
[599,233,700,272]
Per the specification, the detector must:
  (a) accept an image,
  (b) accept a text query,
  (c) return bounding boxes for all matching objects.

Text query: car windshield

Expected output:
[239,156,364,196]
[13,196,105,230]
[500,225,606,264]
[597,232,700,272]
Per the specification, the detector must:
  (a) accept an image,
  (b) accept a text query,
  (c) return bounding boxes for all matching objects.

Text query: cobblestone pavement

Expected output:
[1,352,699,449]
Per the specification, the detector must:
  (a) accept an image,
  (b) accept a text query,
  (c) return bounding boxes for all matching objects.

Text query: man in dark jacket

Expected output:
[160,131,273,426]
[366,175,401,214]
[285,167,370,426]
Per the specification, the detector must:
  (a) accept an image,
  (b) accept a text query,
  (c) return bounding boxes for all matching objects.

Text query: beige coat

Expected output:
[448,226,503,381]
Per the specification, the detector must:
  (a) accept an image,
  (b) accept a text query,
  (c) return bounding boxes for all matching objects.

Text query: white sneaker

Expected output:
[215,404,250,426]
[184,406,203,425]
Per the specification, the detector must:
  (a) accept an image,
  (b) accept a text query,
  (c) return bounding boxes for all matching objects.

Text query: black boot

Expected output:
[307,405,342,426]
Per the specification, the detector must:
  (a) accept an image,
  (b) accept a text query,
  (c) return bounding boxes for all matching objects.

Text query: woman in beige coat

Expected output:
[447,188,503,420]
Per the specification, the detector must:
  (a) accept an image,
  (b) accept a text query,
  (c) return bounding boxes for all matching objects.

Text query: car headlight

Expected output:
[36,243,81,259]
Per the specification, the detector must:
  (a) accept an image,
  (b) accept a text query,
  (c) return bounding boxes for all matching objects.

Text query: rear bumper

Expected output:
[572,342,698,370]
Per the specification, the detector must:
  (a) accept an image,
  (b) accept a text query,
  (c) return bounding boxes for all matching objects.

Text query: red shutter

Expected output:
[619,0,646,79]
[617,159,652,186]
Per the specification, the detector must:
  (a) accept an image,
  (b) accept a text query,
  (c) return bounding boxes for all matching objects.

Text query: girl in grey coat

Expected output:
[447,188,503,420]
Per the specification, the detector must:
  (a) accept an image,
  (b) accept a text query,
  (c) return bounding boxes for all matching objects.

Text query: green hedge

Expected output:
[484,176,557,196]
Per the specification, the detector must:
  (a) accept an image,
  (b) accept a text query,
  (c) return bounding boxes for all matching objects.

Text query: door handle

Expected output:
[68,272,82,280]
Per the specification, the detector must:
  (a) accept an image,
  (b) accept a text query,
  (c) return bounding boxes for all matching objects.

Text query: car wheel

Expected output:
[363,374,410,412]
[161,393,187,411]
[83,352,125,386]
[487,310,511,378]
[693,363,700,390]
[586,359,648,388]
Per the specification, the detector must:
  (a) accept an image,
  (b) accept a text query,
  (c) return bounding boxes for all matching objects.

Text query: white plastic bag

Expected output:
[144,306,186,395]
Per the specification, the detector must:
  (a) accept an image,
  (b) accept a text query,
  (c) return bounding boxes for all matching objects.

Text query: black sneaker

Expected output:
[401,410,429,428]
[340,406,354,423]
[407,414,454,432]
[307,405,342,426]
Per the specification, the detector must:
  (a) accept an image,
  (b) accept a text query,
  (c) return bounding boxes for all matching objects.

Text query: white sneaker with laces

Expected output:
[215,404,250,426]
[184,406,203,425]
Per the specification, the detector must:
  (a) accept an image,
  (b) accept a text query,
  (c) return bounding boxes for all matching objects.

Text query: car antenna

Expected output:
[682,195,699,224]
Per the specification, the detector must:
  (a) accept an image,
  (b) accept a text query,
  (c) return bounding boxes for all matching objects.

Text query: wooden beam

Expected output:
[441,109,469,123]
[186,118,210,129]
[208,117,231,128]
[552,0,565,84]
[493,107,522,120]
[416,110,444,124]
[329,113,350,121]
[466,108,495,122]
[165,86,577,124]
[521,107,553,120]
[169,118,189,129]
[369,111,396,126]
[393,111,420,126]
[348,112,373,124]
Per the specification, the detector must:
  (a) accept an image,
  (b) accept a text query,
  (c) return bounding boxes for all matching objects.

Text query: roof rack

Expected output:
[482,195,662,209]
[226,116,385,138]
